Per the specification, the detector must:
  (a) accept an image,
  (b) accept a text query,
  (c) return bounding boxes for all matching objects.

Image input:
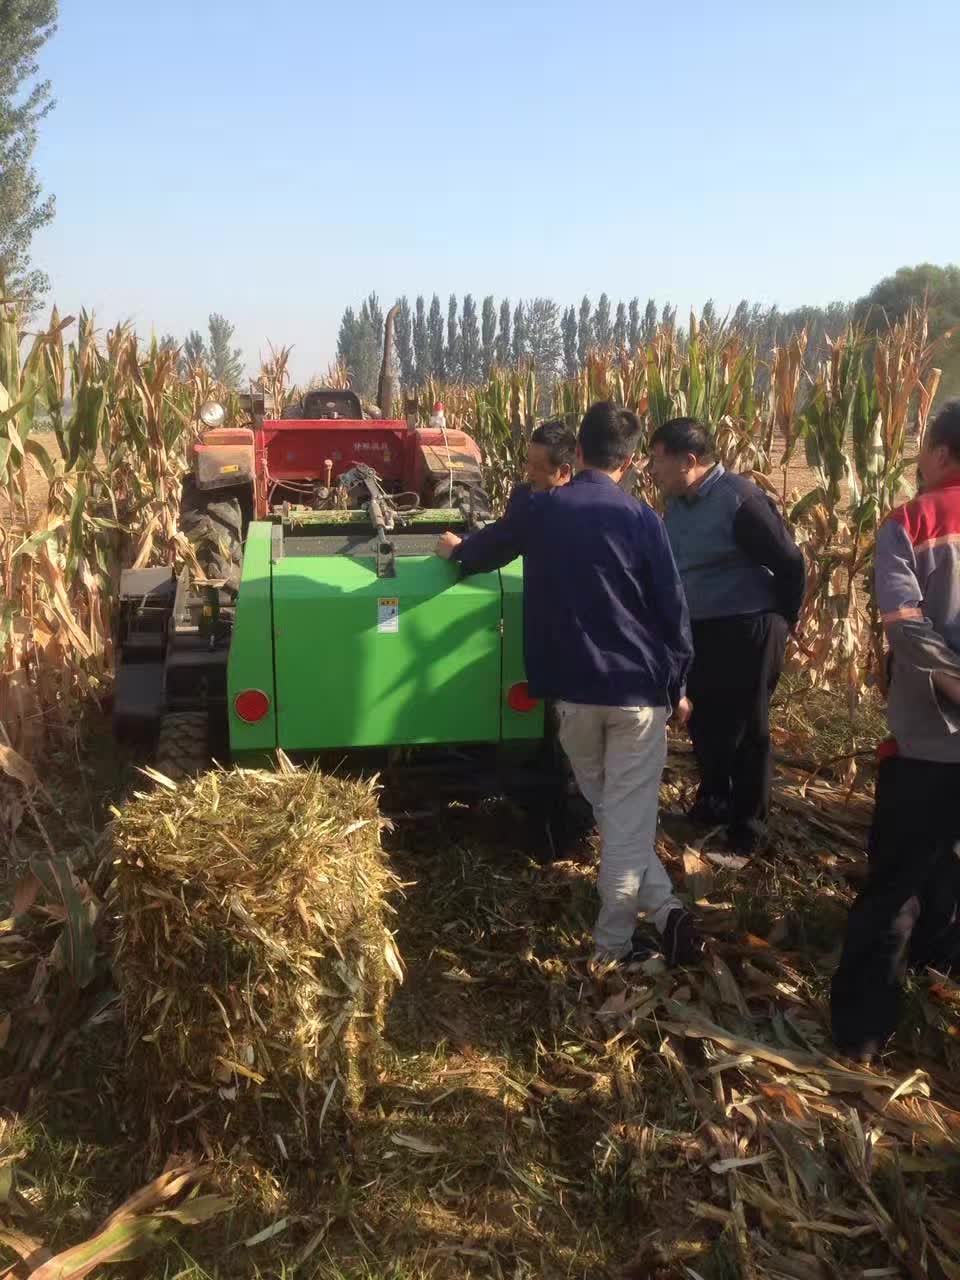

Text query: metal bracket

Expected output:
[376,537,397,578]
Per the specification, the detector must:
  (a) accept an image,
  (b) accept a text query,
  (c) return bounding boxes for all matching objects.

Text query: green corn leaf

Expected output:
[12,527,62,560]
[26,1197,231,1278]
[29,858,98,989]
[69,476,88,559]
[790,486,828,523]
[24,436,57,482]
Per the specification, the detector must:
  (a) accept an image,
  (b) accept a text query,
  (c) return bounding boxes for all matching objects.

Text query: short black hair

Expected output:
[578,401,642,470]
[530,419,577,470]
[648,417,714,460]
[927,399,960,462]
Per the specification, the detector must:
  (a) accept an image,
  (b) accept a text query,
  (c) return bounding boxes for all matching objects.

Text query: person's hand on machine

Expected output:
[435,531,463,560]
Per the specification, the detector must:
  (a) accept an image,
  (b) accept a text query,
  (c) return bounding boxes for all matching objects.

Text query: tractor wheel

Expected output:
[180,478,244,590]
[155,712,210,782]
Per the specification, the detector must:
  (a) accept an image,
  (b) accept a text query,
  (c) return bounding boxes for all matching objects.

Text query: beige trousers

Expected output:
[556,701,680,961]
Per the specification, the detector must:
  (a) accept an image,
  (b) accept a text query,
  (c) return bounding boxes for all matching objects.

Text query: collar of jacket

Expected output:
[679,462,725,505]
[572,469,621,487]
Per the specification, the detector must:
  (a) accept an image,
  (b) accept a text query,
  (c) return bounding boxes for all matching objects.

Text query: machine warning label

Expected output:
[377,598,400,634]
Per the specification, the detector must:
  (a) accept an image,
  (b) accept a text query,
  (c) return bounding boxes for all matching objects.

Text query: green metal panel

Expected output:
[227,522,278,759]
[499,559,544,740]
[272,552,503,749]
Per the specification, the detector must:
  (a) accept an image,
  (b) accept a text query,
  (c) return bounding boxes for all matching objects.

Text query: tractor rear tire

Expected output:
[180,478,244,590]
[155,712,210,782]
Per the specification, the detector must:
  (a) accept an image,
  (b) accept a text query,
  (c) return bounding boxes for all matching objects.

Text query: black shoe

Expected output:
[688,798,728,827]
[661,908,705,968]
[615,925,660,969]
[726,824,764,857]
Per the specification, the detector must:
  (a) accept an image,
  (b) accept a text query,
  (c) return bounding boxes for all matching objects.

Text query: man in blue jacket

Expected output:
[436,402,701,968]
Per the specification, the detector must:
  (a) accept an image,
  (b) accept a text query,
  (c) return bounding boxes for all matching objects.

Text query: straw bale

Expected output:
[110,756,400,1151]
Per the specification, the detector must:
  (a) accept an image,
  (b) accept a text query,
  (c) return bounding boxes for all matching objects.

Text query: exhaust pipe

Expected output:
[377,303,400,418]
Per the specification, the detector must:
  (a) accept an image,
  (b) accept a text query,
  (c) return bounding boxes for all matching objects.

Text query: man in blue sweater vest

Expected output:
[436,402,702,968]
[650,418,806,856]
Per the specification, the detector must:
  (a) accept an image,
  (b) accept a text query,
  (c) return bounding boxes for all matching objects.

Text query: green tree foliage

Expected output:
[512,301,527,364]
[413,295,429,383]
[182,330,207,371]
[0,0,58,309]
[613,301,627,350]
[207,313,244,388]
[334,268,959,401]
[337,304,379,398]
[427,294,445,380]
[593,293,613,348]
[480,295,497,377]
[561,306,578,378]
[856,264,960,399]
[393,295,415,384]
[525,298,562,385]
[495,299,511,367]
[577,295,592,367]
[460,293,481,383]
[364,292,384,349]
[628,298,640,350]
[446,294,460,381]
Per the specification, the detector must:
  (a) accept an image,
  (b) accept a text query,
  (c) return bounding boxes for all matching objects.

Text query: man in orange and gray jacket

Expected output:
[831,399,960,1059]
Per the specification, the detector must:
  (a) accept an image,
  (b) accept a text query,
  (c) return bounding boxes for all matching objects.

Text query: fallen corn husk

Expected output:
[110,755,400,1154]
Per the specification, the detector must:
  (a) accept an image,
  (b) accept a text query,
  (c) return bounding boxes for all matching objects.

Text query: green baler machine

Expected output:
[111,358,588,853]
[228,517,544,764]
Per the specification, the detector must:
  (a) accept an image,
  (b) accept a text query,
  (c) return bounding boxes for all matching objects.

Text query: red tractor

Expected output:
[182,308,490,587]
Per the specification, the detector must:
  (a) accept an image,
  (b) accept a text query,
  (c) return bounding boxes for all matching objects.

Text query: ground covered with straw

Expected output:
[2,701,960,1279]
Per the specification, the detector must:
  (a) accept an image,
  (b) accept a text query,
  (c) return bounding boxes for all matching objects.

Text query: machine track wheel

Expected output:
[155,712,210,782]
[180,478,244,589]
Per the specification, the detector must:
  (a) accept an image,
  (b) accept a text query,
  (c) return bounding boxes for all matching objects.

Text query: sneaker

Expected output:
[661,908,705,967]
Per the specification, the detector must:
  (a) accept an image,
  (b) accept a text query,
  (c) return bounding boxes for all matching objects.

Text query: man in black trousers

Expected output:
[650,418,806,855]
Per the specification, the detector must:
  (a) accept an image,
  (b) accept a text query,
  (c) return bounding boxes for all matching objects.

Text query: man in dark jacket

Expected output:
[436,402,701,968]
[521,419,576,494]
[649,418,806,855]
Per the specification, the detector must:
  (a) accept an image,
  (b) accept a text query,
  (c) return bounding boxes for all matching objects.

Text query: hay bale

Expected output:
[111,757,400,1152]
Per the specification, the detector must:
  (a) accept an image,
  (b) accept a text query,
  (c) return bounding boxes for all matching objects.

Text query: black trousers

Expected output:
[830,756,960,1055]
[687,612,788,842]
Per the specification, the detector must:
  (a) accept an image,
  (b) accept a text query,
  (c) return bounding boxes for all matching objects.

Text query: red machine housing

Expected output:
[191,417,486,516]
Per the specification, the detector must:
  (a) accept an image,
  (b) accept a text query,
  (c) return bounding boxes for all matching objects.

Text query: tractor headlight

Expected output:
[200,400,226,428]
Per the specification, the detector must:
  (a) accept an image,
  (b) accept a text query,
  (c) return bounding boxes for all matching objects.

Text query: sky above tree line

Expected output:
[29,0,960,382]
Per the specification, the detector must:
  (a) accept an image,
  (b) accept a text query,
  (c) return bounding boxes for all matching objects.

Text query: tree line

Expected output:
[337,266,960,405]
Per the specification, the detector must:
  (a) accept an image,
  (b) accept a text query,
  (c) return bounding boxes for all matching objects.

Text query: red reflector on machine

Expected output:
[234,689,270,723]
[507,682,539,713]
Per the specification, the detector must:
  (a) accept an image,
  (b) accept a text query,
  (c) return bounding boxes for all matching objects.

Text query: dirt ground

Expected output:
[3,685,959,1280]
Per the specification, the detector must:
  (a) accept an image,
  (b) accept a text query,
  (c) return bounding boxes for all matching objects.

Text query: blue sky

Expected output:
[31,0,960,381]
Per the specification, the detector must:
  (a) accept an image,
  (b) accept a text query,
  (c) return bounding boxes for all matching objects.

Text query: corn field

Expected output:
[405,309,950,716]
[0,293,952,772]
[0,294,236,763]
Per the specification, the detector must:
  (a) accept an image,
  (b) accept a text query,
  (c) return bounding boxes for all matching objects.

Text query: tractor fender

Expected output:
[191,426,255,491]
